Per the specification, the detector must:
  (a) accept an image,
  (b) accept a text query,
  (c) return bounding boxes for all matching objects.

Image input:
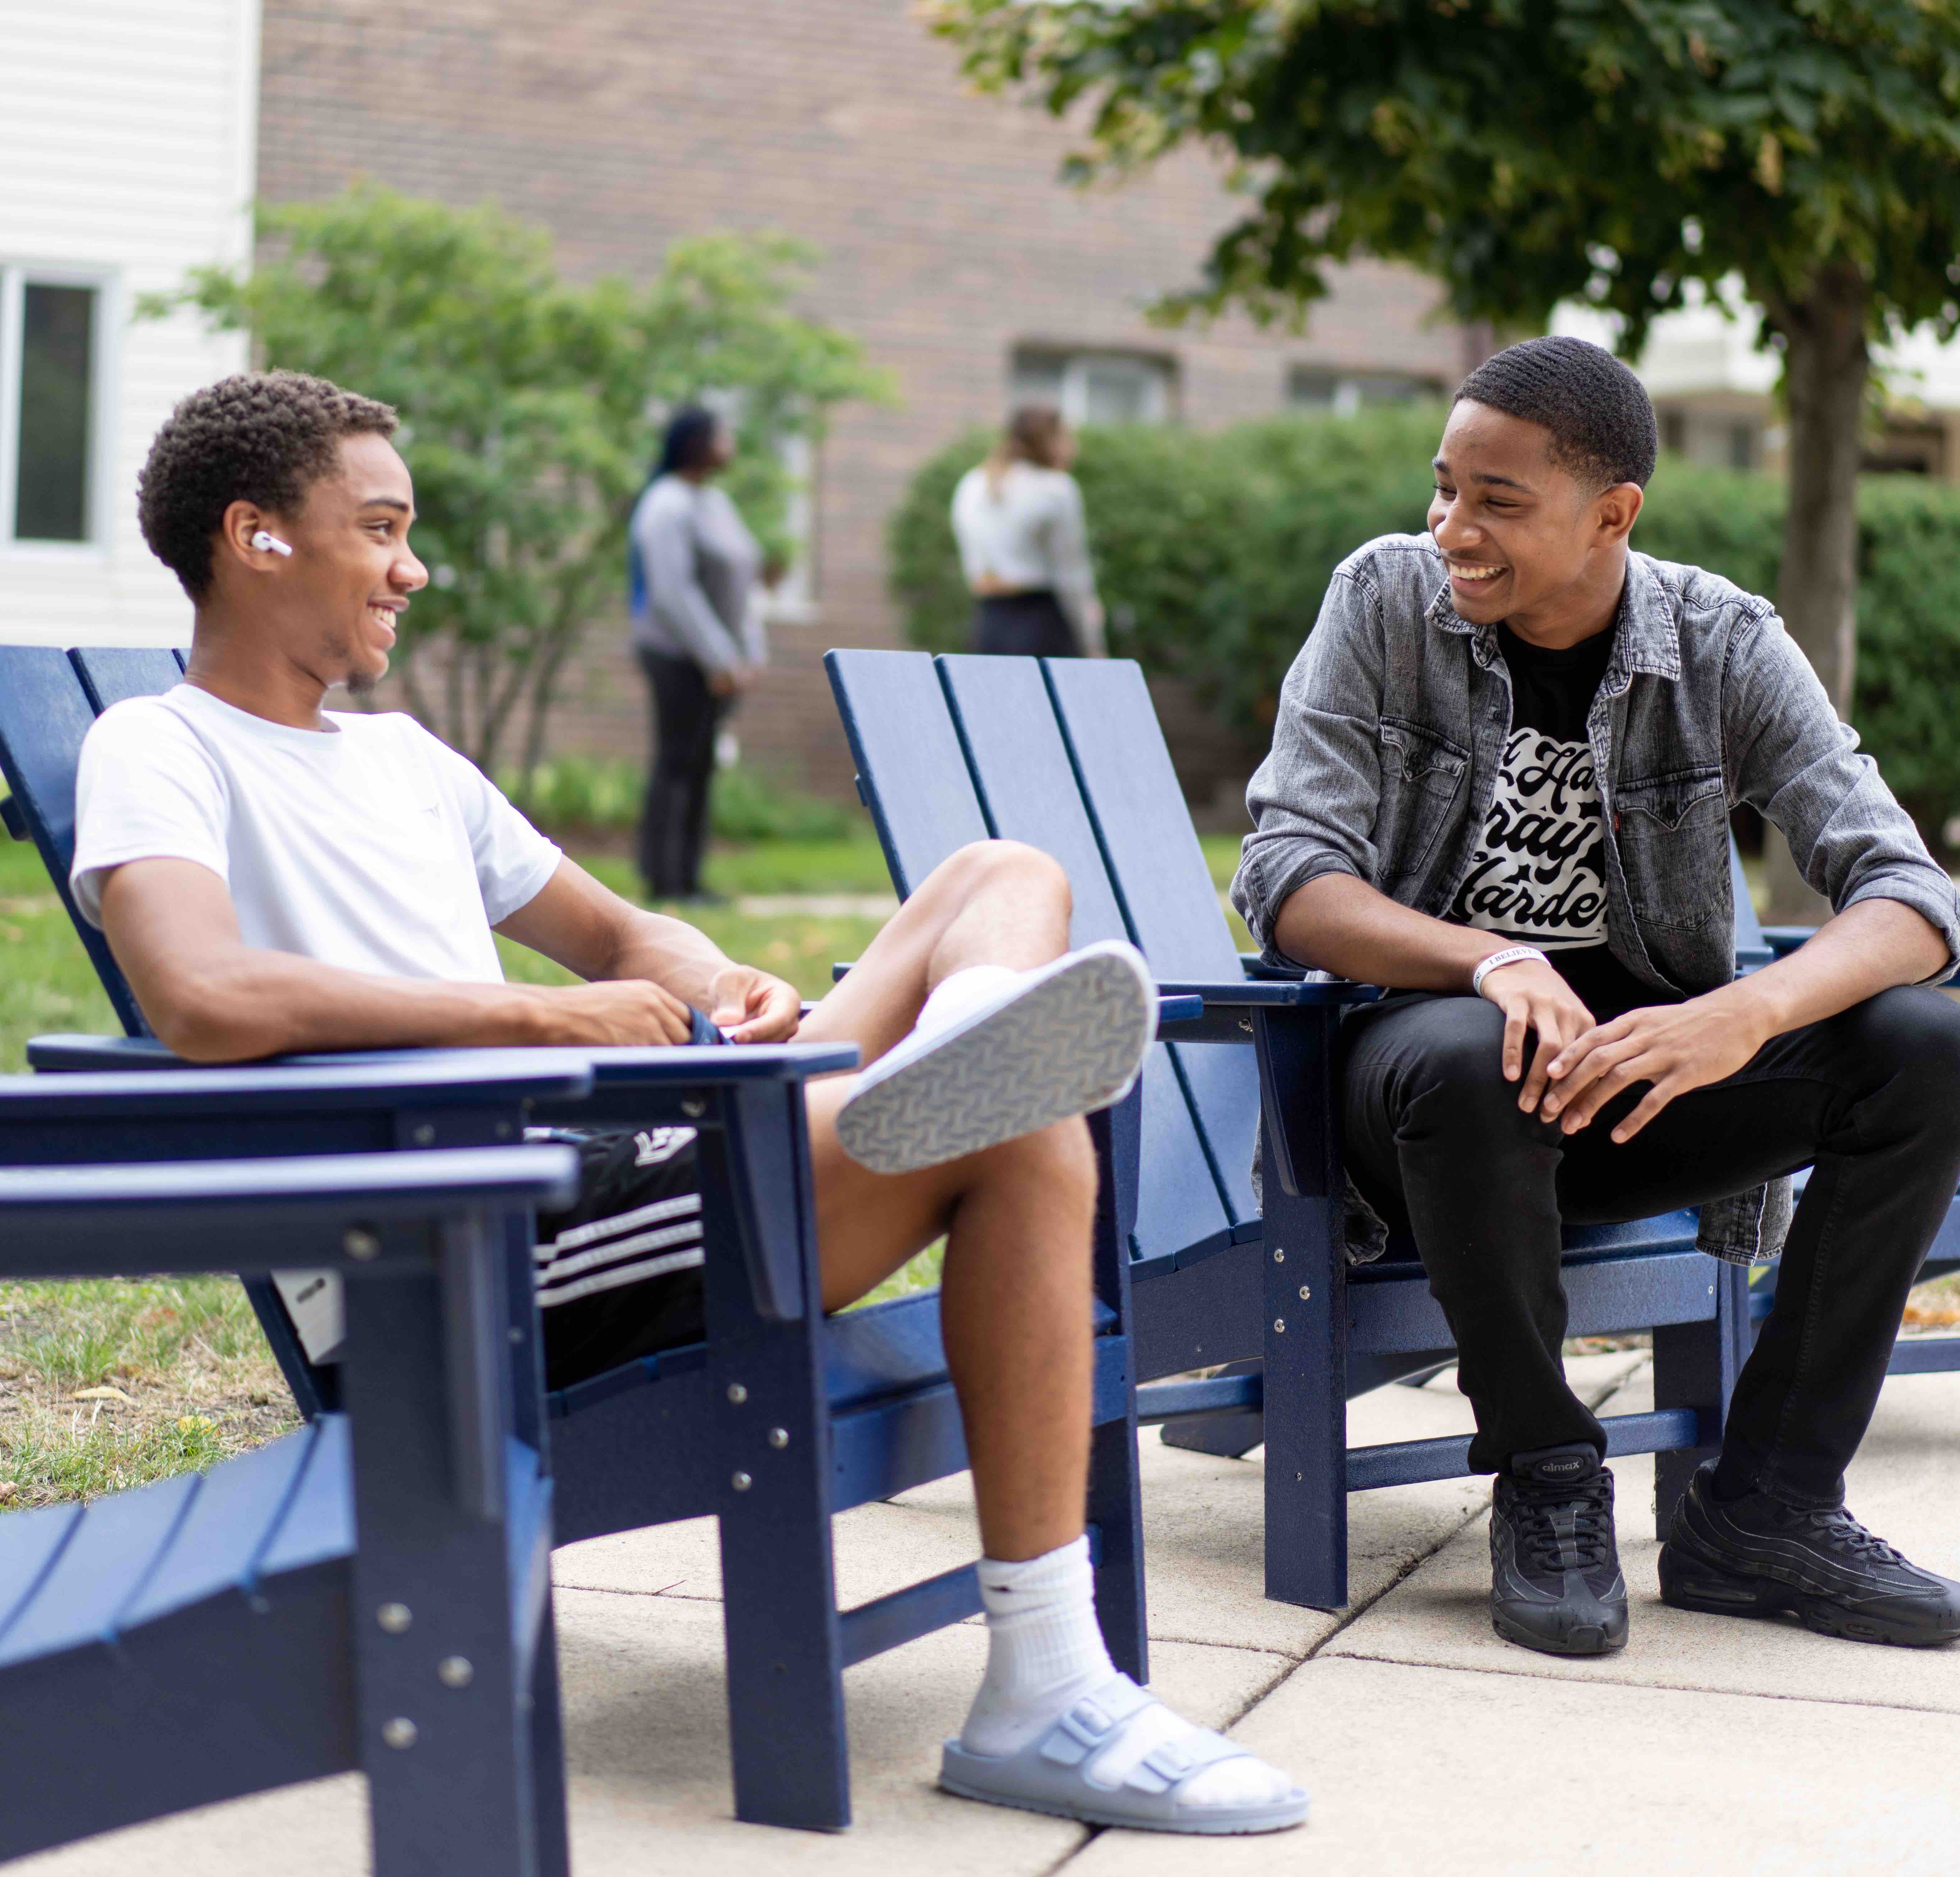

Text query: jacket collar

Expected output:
[1423,549,1683,684]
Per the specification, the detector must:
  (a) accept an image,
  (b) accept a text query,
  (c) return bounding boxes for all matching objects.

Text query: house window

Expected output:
[1287,366,1443,415]
[1,267,110,548]
[1009,347,1175,426]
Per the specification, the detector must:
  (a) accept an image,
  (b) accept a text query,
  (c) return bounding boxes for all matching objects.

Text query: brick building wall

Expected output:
[258,0,1478,811]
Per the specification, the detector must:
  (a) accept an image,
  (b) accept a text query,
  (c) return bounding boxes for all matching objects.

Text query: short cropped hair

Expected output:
[137,370,398,600]
[1453,336,1657,491]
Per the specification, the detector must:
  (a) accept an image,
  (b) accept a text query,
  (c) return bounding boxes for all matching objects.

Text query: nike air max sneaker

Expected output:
[1660,1461,1960,1647]
[1489,1442,1629,1656]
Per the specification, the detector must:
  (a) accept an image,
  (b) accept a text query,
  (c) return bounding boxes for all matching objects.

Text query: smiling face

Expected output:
[217,429,427,695]
[1427,401,1643,647]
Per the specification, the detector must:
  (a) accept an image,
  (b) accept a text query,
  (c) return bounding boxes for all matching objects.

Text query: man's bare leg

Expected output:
[790,841,1306,1827]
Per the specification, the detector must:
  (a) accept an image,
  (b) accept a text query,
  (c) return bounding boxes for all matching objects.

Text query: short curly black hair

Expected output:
[137,370,398,600]
[1453,336,1657,491]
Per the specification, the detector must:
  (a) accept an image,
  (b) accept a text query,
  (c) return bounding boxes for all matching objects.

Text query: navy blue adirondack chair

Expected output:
[0,643,1156,1832]
[827,649,1756,1612]
[1727,850,1960,1376]
[0,1096,582,1871]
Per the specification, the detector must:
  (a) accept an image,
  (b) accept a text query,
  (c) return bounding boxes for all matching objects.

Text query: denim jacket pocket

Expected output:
[1615,765,1729,929]
[1375,717,1469,881]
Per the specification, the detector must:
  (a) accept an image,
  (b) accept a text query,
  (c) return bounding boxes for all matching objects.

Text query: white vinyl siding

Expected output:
[0,0,259,646]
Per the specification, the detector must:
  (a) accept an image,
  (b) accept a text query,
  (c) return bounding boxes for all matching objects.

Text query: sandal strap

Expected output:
[1034,1675,1256,1797]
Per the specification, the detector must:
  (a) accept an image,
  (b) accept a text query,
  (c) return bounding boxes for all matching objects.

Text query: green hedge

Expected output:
[888,412,1960,853]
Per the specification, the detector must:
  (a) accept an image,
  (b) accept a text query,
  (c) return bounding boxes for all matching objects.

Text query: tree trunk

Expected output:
[1762,264,1869,923]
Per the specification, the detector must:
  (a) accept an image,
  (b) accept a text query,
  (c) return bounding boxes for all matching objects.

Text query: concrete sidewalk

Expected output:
[21,1353,1960,1876]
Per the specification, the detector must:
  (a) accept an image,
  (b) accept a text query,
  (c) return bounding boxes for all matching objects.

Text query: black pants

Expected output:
[971,589,1080,657]
[1341,985,1960,1504]
[636,649,729,899]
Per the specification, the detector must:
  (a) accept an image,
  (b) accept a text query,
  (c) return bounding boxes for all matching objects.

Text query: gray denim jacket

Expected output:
[1231,534,1960,1266]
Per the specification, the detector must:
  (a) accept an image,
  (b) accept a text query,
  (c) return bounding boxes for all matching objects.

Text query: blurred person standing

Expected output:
[951,407,1105,658]
[628,405,767,903]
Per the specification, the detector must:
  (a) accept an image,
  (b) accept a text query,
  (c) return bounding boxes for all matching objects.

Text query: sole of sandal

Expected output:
[836,950,1151,1176]
[939,1772,1310,1836]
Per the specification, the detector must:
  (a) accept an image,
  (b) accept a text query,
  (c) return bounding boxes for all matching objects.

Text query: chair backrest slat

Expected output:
[0,648,146,1034]
[823,651,989,895]
[69,646,185,715]
[1042,660,1261,1228]
[935,653,1236,1263]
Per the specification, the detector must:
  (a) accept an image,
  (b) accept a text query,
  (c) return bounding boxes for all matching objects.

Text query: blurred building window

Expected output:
[1010,347,1175,425]
[1287,366,1443,415]
[2,270,106,546]
[1654,404,1762,473]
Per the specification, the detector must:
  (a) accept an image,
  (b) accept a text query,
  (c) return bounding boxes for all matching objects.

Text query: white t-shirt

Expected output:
[71,684,561,979]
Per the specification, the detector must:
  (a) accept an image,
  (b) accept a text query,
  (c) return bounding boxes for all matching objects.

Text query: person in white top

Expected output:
[72,369,1307,1835]
[951,406,1106,658]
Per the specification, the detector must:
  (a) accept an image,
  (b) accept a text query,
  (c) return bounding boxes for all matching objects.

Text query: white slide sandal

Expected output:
[836,941,1155,1176]
[939,1674,1309,1836]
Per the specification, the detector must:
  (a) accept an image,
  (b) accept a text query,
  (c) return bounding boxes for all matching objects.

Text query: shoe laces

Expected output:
[1790,1503,1909,1567]
[1510,1473,1615,1575]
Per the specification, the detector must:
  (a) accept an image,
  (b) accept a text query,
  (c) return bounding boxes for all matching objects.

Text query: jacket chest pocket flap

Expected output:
[1375,717,1469,879]
[1614,765,1728,927]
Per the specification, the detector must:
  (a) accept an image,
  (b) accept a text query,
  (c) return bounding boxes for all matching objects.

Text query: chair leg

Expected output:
[1088,1388,1149,1684]
[526,1597,572,1877]
[1651,1264,1751,1539]
[1159,1359,1265,1458]
[715,1323,850,1831]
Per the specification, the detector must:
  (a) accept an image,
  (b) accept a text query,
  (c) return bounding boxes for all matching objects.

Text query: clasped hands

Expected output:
[1479,958,1767,1144]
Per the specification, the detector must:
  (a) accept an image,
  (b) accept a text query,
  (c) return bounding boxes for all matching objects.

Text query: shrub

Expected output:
[888,411,1960,851]
[498,754,860,844]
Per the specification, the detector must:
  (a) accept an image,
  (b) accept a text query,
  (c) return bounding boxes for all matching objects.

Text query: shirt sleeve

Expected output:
[636,486,746,675]
[1046,475,1105,656]
[70,700,232,927]
[412,728,564,925]
[1231,569,1390,956]
[1725,612,1960,981]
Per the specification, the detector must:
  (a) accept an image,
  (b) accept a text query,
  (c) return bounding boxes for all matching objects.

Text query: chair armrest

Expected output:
[1156,977,1382,1008]
[1239,952,1308,982]
[0,1145,581,1280]
[7,1052,596,1116]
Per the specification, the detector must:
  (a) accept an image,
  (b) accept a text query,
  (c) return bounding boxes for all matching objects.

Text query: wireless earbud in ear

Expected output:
[250,529,293,557]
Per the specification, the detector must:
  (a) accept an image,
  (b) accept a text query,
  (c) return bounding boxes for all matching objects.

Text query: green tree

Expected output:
[144,185,888,779]
[930,0,1960,913]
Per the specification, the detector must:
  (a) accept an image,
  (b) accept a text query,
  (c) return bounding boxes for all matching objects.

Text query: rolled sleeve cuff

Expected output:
[1233,845,1363,957]
[1842,874,1960,985]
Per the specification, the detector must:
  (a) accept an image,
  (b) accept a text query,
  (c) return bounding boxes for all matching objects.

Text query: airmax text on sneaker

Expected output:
[835,940,1156,1176]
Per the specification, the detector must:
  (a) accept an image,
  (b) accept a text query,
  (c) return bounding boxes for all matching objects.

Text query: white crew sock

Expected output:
[959,1536,1298,1811]
[915,964,1022,1041]
[961,1536,1114,1758]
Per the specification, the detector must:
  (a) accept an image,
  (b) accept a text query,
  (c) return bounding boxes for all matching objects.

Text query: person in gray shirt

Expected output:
[629,405,766,900]
[1234,337,1960,1662]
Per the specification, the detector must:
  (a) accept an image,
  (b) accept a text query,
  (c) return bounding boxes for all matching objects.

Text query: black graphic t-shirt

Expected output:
[1449,623,1665,1018]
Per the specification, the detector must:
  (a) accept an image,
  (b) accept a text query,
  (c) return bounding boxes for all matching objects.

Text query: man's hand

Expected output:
[706,964,802,1042]
[707,664,752,700]
[1477,958,1597,1113]
[528,979,700,1046]
[1540,995,1771,1143]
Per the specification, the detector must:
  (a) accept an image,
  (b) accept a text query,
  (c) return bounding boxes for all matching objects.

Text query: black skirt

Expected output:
[970,589,1081,658]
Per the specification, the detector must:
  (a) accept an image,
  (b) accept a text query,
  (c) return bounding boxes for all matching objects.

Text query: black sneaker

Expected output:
[1489,1442,1628,1656]
[1660,1461,1960,1647]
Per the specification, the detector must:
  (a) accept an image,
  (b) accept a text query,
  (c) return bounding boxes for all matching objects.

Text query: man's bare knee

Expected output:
[933,839,1072,921]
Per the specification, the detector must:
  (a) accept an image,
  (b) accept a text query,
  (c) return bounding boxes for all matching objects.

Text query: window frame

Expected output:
[1009,346,1178,427]
[0,260,120,558]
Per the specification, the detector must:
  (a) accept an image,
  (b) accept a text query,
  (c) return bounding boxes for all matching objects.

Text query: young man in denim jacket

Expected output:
[1233,335,1960,1658]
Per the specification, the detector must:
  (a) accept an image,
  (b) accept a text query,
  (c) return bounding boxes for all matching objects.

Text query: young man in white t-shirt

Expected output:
[70,371,1307,1835]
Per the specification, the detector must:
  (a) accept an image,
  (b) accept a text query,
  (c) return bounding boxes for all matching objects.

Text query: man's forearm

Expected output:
[1273,871,1510,991]
[1710,897,1949,1044]
[132,946,554,1063]
[600,910,741,1014]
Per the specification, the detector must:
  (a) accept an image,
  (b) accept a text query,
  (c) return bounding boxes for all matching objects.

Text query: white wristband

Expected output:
[1471,945,1550,999]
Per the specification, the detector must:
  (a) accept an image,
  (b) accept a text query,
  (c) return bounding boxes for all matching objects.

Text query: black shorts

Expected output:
[534,1123,708,1391]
